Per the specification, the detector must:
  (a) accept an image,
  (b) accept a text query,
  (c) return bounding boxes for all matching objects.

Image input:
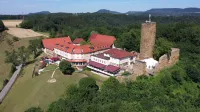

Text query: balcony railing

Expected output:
[87,65,120,77]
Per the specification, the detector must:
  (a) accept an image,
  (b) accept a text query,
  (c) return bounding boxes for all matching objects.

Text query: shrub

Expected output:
[10,64,16,74]
[12,36,20,42]
[6,38,13,45]
[25,107,43,112]
[83,67,91,71]
[9,64,16,78]
[3,79,9,88]
[136,75,149,80]
[122,71,131,76]
[59,60,75,75]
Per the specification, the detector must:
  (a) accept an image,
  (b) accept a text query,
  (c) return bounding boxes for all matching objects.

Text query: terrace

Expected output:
[87,60,121,76]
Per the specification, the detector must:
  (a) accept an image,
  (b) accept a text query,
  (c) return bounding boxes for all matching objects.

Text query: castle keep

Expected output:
[139,22,156,60]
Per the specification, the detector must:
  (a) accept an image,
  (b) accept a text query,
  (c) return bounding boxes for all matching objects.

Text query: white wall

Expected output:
[54,48,93,61]
[54,48,68,59]
[141,58,158,69]
[91,56,109,65]
[109,57,120,66]
[90,55,136,67]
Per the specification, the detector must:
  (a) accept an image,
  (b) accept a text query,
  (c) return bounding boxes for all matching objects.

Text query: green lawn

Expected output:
[83,70,109,84]
[0,64,87,112]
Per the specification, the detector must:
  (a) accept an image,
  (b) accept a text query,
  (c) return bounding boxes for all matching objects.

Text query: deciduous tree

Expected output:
[59,60,75,75]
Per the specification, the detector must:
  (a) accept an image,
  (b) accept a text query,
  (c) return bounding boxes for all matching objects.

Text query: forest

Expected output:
[19,13,200,112]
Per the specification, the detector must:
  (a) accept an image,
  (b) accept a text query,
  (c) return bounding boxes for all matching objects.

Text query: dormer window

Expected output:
[89,47,94,50]
[66,47,69,50]
[60,45,64,47]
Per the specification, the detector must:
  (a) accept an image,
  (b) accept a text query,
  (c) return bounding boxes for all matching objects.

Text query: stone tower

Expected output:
[139,22,156,60]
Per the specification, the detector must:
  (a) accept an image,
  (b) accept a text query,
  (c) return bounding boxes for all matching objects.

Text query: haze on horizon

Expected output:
[0,0,199,14]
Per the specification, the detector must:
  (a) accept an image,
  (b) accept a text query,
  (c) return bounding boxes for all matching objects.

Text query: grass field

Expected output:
[83,70,109,83]
[0,63,87,112]
[0,63,107,112]
[0,32,42,89]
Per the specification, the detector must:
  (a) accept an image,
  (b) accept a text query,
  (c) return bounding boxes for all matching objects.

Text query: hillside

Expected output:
[0,32,42,89]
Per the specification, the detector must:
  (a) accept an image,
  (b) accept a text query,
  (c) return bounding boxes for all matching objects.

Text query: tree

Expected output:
[160,74,173,87]
[0,20,5,32]
[185,65,200,83]
[47,99,67,112]
[59,60,75,75]
[79,77,99,91]
[5,50,19,66]
[171,70,184,84]
[10,64,16,76]
[154,38,173,60]
[25,107,43,112]
[28,38,43,58]
[18,46,30,64]
[49,29,56,38]
[115,32,140,52]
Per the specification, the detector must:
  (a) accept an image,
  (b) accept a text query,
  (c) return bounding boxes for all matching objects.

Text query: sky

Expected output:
[0,0,199,14]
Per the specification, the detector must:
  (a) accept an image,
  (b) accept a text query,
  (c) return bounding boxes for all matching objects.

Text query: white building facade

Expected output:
[87,49,137,76]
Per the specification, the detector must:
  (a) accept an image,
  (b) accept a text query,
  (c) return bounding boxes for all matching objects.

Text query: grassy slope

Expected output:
[0,64,87,112]
[0,32,41,88]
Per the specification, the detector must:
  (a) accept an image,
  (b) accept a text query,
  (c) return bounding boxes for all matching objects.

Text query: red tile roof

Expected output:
[89,34,116,47]
[42,34,116,54]
[73,38,85,44]
[105,65,120,73]
[94,53,110,60]
[42,37,72,51]
[88,61,106,69]
[104,49,137,59]
[88,60,120,73]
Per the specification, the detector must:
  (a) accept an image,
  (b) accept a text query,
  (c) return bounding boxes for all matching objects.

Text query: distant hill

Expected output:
[145,8,200,16]
[95,8,200,16]
[147,8,200,13]
[126,11,143,15]
[28,11,50,15]
[96,9,121,14]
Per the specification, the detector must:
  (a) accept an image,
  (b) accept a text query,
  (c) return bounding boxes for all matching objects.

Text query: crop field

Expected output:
[6,28,45,38]
[2,20,47,38]
[2,20,22,28]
